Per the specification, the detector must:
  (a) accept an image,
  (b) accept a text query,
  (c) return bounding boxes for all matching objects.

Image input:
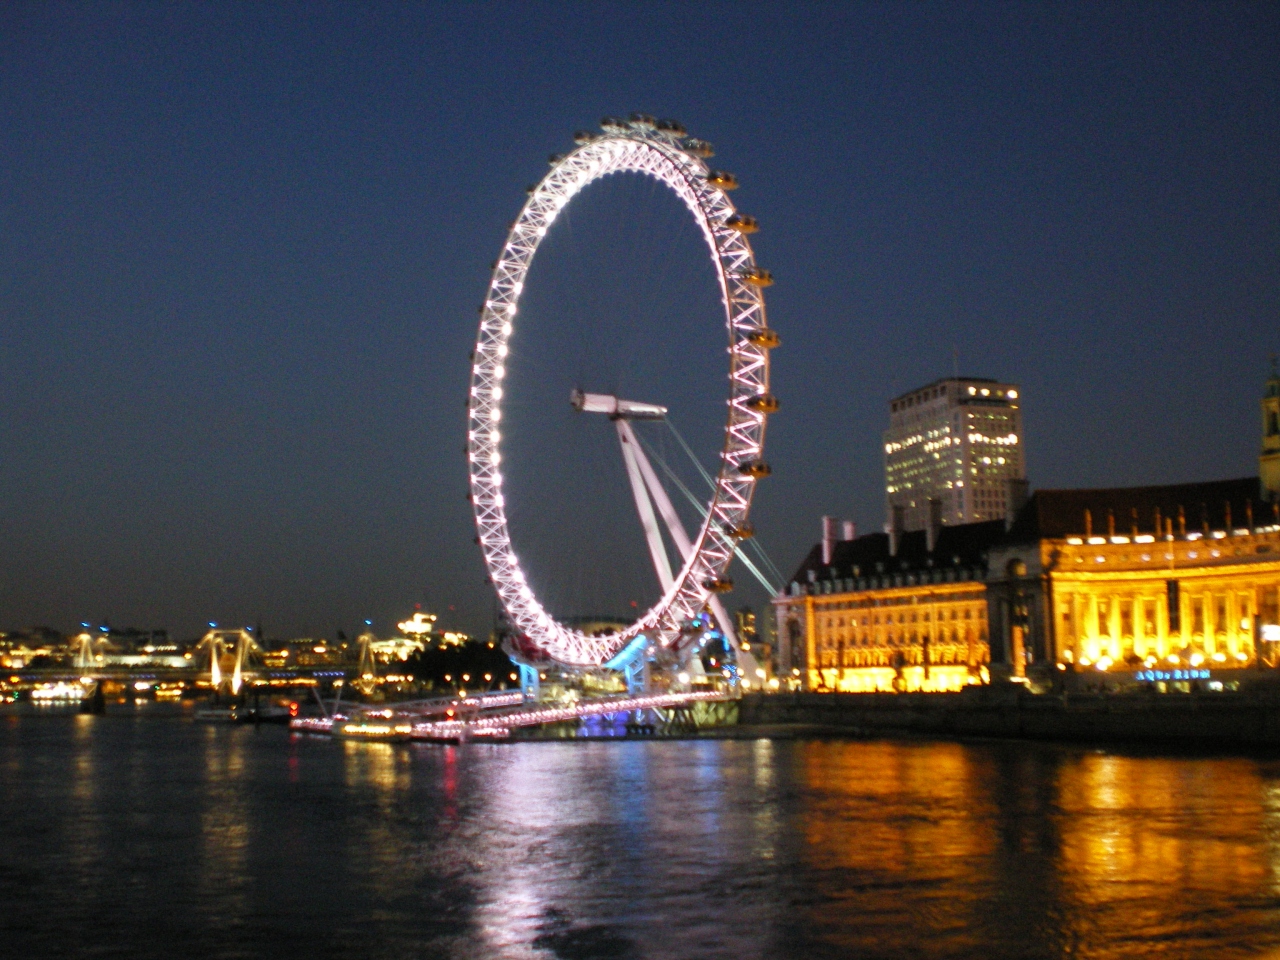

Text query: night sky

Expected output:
[2,3,1277,641]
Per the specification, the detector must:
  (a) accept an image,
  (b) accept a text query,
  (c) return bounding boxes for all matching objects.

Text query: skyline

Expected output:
[2,3,1277,639]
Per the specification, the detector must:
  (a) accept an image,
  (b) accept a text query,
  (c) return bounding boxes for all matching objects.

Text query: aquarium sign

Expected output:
[1133,668,1210,682]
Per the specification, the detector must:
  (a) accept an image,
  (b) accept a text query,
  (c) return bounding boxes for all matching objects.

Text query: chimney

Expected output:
[841,519,856,541]
[1178,505,1186,537]
[1130,507,1139,538]
[1006,479,1029,531]
[1154,506,1162,538]
[1246,499,1254,532]
[926,498,942,553]
[889,504,906,557]
[1084,508,1092,539]
[1224,500,1233,532]
[821,515,837,566]
[1107,509,1116,539]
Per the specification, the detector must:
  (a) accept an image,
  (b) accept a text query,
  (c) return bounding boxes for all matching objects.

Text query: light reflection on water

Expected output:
[1,711,1279,959]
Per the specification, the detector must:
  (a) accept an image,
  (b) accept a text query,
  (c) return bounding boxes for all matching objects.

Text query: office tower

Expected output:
[884,377,1024,530]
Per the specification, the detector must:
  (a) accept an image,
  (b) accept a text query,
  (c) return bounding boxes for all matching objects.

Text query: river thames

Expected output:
[2,710,1280,959]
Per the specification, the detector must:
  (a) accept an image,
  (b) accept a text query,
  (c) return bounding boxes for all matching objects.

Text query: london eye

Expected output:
[467,115,779,670]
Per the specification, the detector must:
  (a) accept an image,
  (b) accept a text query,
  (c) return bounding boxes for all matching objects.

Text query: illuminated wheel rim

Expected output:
[467,118,773,668]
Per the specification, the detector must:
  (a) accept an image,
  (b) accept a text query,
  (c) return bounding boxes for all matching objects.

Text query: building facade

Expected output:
[778,480,1280,694]
[773,519,1006,692]
[987,478,1280,686]
[884,377,1024,531]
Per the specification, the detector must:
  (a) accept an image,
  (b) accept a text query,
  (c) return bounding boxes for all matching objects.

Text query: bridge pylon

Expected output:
[72,632,98,673]
[196,629,257,695]
[355,632,378,695]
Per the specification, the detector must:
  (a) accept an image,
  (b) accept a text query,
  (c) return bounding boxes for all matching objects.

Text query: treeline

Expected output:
[404,641,518,690]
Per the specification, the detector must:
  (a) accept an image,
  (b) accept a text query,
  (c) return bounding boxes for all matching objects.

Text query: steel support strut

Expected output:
[616,418,760,680]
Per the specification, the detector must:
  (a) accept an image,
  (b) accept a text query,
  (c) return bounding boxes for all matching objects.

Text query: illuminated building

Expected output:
[735,606,770,673]
[884,377,1024,531]
[781,369,1280,693]
[395,612,469,649]
[398,611,438,637]
[988,477,1280,685]
[1262,361,1280,500]
[773,517,1006,692]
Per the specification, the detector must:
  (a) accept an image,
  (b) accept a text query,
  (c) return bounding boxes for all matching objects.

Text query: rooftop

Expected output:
[890,376,1008,404]
[787,519,1009,591]
[1005,476,1278,542]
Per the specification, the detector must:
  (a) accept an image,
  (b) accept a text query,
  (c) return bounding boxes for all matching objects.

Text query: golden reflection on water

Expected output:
[67,715,101,874]
[801,740,997,873]
[1267,782,1280,897]
[197,725,250,915]
[797,741,1280,958]
[340,740,418,901]
[342,739,411,797]
[1056,755,1269,898]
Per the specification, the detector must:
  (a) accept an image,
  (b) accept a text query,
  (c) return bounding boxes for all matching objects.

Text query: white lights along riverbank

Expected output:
[289,690,729,742]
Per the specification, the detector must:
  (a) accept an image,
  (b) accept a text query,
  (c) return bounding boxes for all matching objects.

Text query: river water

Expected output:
[3,708,1280,959]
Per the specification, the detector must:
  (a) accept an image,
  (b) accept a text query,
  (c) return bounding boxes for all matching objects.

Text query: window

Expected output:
[1167,580,1181,632]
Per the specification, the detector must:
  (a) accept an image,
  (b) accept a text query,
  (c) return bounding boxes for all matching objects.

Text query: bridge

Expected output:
[290,689,734,742]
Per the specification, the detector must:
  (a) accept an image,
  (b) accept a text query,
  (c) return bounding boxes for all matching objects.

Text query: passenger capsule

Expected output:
[741,268,773,287]
[737,460,772,479]
[723,522,756,540]
[724,214,759,234]
[705,170,739,190]
[745,394,780,414]
[684,139,715,158]
[628,113,657,127]
[745,328,781,349]
[656,118,687,135]
[548,153,565,165]
[601,116,628,132]
[702,577,735,593]
[573,130,598,144]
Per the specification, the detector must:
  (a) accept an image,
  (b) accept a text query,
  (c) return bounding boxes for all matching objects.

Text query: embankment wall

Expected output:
[738,688,1280,746]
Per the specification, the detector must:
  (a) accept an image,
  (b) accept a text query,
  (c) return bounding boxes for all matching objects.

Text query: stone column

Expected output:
[1133,595,1146,657]
[1087,594,1100,660]
[803,593,816,691]
[1070,592,1082,664]
[1109,595,1122,659]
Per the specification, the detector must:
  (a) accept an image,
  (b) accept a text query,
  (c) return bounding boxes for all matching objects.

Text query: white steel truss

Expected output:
[616,417,757,675]
[467,117,777,668]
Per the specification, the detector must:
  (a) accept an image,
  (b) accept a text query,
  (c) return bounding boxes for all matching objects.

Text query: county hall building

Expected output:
[775,368,1280,693]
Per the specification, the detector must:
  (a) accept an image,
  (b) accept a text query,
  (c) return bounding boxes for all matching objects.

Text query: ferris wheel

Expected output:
[467,114,779,669]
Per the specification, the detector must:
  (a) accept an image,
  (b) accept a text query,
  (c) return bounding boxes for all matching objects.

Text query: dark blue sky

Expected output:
[1,2,1276,640]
